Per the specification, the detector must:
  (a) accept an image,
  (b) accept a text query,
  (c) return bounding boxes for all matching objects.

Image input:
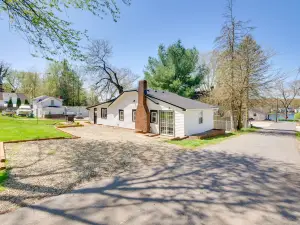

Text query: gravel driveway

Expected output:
[0,127,179,213]
[1,123,300,225]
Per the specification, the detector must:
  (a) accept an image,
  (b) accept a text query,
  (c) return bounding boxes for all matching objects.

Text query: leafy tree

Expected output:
[45,60,87,106]
[16,98,22,108]
[144,40,203,98]
[0,61,10,92]
[7,98,13,108]
[236,35,274,128]
[295,112,300,121]
[4,70,22,92]
[1,0,131,59]
[24,99,30,105]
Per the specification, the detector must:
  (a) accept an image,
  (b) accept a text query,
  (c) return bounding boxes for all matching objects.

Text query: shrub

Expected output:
[295,113,300,121]
[24,99,30,105]
[7,98,13,108]
[16,98,21,108]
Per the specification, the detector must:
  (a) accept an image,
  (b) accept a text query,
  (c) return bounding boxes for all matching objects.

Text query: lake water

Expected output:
[268,113,295,121]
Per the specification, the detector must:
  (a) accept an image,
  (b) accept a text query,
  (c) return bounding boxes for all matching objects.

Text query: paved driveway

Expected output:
[206,122,300,164]
[1,122,300,225]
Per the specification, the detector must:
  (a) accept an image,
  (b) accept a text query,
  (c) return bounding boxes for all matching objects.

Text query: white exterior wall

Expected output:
[40,98,63,107]
[184,109,214,136]
[147,99,185,137]
[33,97,64,117]
[97,92,138,129]
[87,92,213,137]
[89,108,94,122]
[249,110,267,121]
[3,93,18,107]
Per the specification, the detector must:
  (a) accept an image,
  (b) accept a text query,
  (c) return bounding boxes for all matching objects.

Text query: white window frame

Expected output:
[119,110,124,121]
[132,109,136,122]
[150,110,158,124]
[199,111,203,124]
[101,108,107,119]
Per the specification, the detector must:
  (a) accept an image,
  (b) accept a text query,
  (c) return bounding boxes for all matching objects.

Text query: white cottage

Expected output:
[0,92,28,109]
[33,96,65,118]
[87,80,217,137]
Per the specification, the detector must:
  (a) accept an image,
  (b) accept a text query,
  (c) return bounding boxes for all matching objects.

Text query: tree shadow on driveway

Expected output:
[2,139,300,225]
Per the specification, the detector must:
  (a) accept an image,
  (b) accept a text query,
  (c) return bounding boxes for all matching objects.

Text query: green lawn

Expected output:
[0,115,72,142]
[168,127,260,149]
[278,119,297,122]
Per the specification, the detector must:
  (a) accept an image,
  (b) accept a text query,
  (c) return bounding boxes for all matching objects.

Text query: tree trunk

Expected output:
[117,85,124,95]
[285,108,288,120]
[237,102,243,130]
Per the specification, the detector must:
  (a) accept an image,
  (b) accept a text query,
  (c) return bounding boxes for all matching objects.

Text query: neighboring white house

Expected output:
[33,96,65,118]
[249,108,268,121]
[0,92,28,109]
[87,80,217,137]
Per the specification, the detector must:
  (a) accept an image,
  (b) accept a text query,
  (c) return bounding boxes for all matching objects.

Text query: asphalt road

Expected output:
[1,122,300,225]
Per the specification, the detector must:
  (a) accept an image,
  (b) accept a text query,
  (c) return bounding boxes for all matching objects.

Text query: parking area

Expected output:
[0,125,178,213]
[62,124,162,143]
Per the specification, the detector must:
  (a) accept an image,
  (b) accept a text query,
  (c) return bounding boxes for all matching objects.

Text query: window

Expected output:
[199,111,203,124]
[132,109,136,122]
[101,108,107,119]
[51,100,54,106]
[119,110,124,121]
[150,110,158,123]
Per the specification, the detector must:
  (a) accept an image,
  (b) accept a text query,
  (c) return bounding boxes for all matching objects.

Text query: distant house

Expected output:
[249,108,267,121]
[33,96,65,118]
[0,92,28,110]
[87,80,217,137]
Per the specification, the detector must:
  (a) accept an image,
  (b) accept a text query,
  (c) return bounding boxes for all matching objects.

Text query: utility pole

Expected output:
[275,98,278,122]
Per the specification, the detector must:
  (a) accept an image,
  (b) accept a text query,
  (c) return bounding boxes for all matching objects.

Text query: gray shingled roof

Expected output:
[86,89,216,110]
[146,89,215,110]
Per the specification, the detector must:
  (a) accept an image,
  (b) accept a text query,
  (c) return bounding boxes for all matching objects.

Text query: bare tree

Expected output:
[215,0,252,131]
[199,51,219,93]
[276,75,300,119]
[0,61,10,92]
[85,39,138,100]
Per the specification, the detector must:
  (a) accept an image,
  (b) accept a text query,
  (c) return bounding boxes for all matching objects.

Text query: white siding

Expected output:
[40,98,63,107]
[87,92,214,137]
[184,109,214,136]
[147,99,185,137]
[249,110,267,121]
[96,92,138,129]
[89,109,94,123]
[32,97,64,117]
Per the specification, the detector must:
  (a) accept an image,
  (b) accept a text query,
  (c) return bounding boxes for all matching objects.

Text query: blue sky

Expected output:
[0,0,299,80]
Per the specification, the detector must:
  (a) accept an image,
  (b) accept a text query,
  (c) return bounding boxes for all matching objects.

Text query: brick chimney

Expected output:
[135,80,150,133]
[0,84,3,93]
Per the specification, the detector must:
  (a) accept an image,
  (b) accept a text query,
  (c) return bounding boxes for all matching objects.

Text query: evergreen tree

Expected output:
[24,99,30,105]
[16,98,21,108]
[7,98,13,108]
[144,40,204,98]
